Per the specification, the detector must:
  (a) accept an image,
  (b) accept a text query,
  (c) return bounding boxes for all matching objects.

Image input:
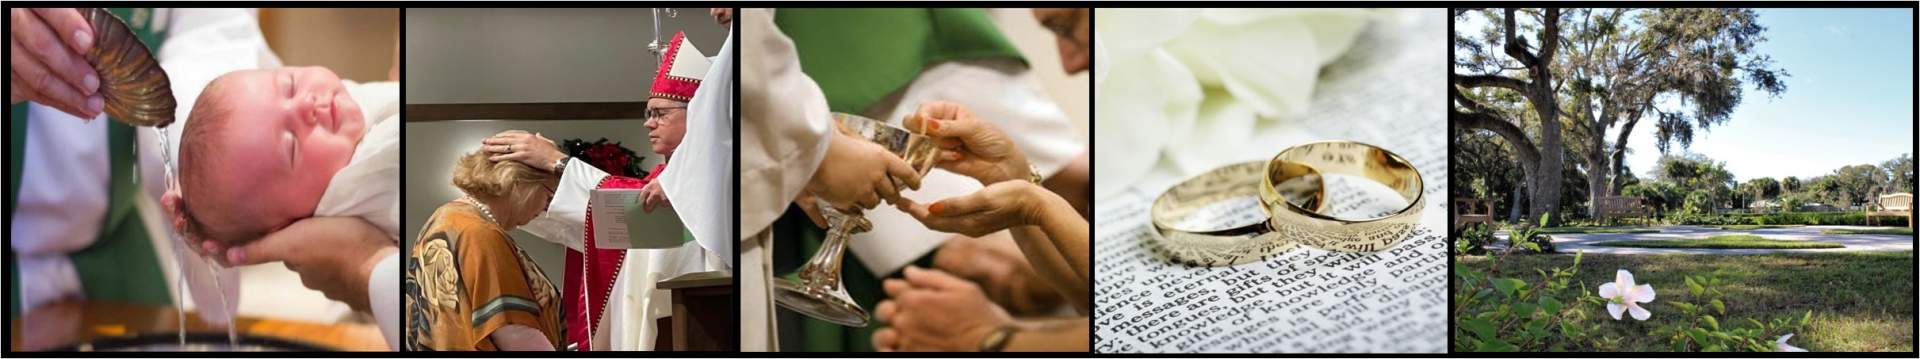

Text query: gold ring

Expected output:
[1261,141,1424,253]
[1147,141,1424,266]
[1147,161,1302,267]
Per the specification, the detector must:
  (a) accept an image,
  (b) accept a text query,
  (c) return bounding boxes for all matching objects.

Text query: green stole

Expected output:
[775,8,1028,114]
[772,8,1023,351]
[9,8,170,315]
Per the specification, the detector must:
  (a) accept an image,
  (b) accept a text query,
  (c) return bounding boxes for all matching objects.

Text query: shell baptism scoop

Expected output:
[84,8,176,127]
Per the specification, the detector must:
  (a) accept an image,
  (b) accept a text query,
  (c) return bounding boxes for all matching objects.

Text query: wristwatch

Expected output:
[977,324,1018,352]
[1026,163,1043,184]
[552,156,569,173]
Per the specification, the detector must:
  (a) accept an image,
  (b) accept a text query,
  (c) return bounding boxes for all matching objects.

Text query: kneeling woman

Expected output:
[405,151,563,351]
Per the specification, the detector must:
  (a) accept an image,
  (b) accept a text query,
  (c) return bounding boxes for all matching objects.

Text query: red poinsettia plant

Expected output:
[560,138,648,178]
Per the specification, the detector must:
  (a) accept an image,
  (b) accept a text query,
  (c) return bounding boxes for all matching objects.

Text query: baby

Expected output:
[162,66,401,246]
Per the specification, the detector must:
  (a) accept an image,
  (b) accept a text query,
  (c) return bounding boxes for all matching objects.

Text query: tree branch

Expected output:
[1455,73,1530,92]
[1451,86,1544,168]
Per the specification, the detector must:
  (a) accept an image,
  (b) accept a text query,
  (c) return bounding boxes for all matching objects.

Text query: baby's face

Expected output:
[197,67,366,239]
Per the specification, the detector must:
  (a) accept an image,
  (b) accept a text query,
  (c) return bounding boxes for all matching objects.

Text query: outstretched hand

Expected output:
[905,101,1031,185]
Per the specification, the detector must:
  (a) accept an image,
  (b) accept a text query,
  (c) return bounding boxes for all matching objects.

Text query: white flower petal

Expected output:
[1093,9,1199,56]
[1165,19,1318,120]
[1598,282,1619,299]
[1195,9,1375,65]
[1631,284,1657,303]
[1159,10,1373,121]
[1627,303,1652,321]
[1166,92,1260,176]
[1092,33,1110,92]
[1776,333,1808,352]
[1093,48,1202,198]
[1615,269,1636,289]
[1606,302,1625,320]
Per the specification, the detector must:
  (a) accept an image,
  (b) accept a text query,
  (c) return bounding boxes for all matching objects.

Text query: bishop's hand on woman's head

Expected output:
[481,130,568,173]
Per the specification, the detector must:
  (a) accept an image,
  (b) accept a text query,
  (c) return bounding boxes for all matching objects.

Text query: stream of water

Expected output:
[152,126,237,349]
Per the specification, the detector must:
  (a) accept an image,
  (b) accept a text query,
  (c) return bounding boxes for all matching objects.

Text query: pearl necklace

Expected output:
[462,196,501,225]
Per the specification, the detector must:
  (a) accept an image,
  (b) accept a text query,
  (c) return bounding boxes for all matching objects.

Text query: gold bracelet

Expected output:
[977,324,1018,352]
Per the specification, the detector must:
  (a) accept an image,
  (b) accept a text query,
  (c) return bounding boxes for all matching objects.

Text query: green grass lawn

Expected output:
[1538,227,1662,234]
[1717,224,1805,230]
[1459,251,1915,352]
[1590,235,1844,249]
[1821,228,1916,235]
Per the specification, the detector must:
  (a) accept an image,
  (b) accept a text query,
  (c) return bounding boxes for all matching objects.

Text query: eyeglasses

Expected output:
[645,106,687,121]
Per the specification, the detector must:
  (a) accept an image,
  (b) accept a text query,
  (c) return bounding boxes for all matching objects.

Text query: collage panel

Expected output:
[1449,7,1914,353]
[402,7,735,352]
[736,7,1093,353]
[6,7,400,351]
[1089,8,1449,354]
[5,2,1915,357]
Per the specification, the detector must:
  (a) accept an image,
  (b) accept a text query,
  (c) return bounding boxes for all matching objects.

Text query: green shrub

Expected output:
[1665,212,1907,227]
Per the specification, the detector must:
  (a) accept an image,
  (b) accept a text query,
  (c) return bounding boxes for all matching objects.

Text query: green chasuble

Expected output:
[9,8,171,315]
[771,9,1023,350]
[775,8,1028,114]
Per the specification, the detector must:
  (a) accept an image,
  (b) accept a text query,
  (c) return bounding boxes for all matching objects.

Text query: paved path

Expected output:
[1493,225,1915,255]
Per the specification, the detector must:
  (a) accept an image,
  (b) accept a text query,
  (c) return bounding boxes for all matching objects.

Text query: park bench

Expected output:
[1865,192,1913,228]
[1594,196,1652,225]
[1453,198,1494,232]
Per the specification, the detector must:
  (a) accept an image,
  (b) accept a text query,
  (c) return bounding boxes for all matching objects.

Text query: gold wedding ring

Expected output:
[1148,140,1424,266]
[1262,141,1424,253]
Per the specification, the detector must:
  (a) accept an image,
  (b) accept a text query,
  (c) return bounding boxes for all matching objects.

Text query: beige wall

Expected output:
[404,8,729,104]
[260,8,399,83]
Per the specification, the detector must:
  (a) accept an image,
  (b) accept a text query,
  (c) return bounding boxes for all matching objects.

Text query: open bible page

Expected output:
[1093,9,1448,353]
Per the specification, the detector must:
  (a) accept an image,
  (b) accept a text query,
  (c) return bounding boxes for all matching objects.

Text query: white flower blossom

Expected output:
[1597,269,1656,320]
[1092,9,1378,197]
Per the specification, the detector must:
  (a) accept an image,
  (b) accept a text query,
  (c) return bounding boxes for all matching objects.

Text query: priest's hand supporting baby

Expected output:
[225,217,395,312]
[164,191,392,311]
[8,8,104,118]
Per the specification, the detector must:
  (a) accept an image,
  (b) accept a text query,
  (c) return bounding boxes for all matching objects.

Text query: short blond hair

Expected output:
[450,150,558,205]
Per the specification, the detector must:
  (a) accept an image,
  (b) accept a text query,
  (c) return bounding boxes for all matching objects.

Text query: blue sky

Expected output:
[1617,8,1915,182]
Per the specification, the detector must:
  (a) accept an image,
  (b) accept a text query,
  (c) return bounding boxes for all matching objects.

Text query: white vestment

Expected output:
[739,9,837,352]
[514,37,732,351]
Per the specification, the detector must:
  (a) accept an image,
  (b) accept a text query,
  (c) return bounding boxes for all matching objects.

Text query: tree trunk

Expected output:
[1608,116,1640,195]
[1510,8,1565,226]
[1452,8,1566,226]
[1509,179,1527,222]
